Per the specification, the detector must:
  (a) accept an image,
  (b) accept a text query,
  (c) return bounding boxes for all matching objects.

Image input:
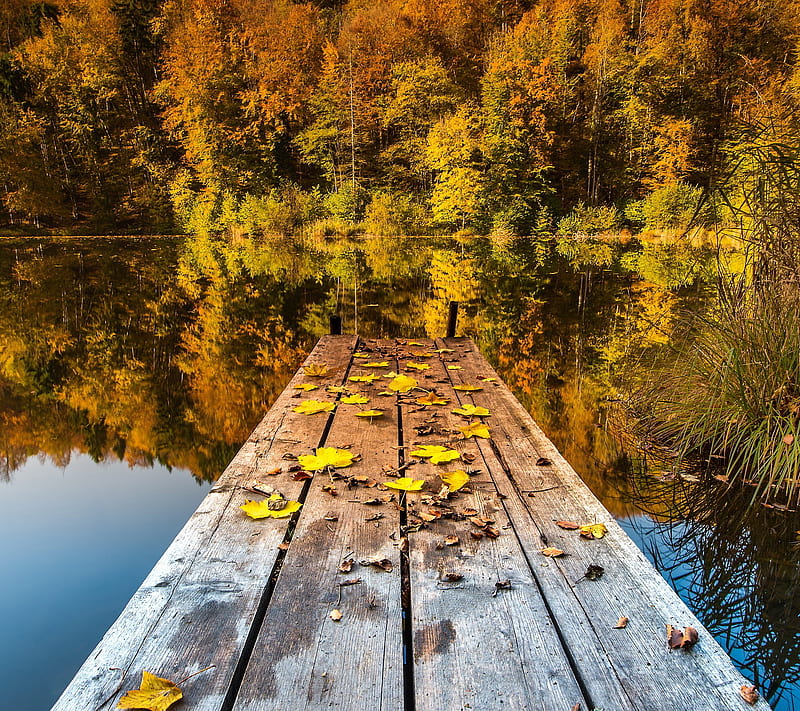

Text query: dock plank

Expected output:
[53,336,357,711]
[398,340,588,711]
[439,336,770,711]
[232,340,404,711]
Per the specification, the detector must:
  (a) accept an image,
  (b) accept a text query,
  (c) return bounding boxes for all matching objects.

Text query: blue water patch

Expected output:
[0,454,210,710]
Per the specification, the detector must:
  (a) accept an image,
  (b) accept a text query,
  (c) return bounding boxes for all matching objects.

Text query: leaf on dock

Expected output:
[303,363,329,377]
[579,523,608,539]
[439,470,470,492]
[293,400,336,415]
[453,384,483,392]
[452,404,490,417]
[410,445,460,464]
[116,671,182,711]
[740,685,759,705]
[389,374,418,392]
[384,477,425,491]
[415,391,449,406]
[341,394,370,404]
[458,422,491,439]
[355,409,384,418]
[293,383,319,391]
[240,496,302,519]
[349,373,381,383]
[297,447,355,471]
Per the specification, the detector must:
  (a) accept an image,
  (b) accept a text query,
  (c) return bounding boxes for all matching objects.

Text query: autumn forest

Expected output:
[1,0,799,236]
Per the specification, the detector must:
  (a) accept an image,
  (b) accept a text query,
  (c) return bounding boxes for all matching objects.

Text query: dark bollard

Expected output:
[446,301,459,338]
[329,314,342,335]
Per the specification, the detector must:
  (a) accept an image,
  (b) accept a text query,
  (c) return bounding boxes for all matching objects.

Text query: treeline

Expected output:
[0,0,798,235]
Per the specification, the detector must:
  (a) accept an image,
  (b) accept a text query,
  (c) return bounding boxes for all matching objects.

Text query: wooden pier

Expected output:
[54,336,769,710]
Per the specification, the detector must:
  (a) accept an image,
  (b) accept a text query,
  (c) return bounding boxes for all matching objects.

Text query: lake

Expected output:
[0,234,798,709]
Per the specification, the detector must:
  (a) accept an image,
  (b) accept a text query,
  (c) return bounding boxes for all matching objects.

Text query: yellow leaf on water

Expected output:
[298,447,355,471]
[117,671,182,711]
[410,445,461,465]
[384,477,425,491]
[293,400,336,415]
[303,363,329,378]
[459,422,491,439]
[349,373,380,383]
[452,404,491,417]
[389,374,418,392]
[341,394,370,404]
[293,383,319,391]
[406,362,430,371]
[453,384,483,392]
[440,470,470,492]
[415,391,449,406]
[363,361,389,368]
[579,523,608,539]
[240,496,302,519]
[355,409,384,418]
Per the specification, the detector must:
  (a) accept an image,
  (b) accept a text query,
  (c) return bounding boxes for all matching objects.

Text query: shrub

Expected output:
[628,182,714,230]
[363,191,431,235]
[556,202,621,236]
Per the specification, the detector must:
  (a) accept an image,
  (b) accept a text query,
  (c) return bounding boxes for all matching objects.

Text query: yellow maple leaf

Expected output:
[298,447,355,471]
[459,422,491,439]
[415,391,449,406]
[341,394,370,404]
[293,383,319,391]
[240,495,302,519]
[447,365,462,370]
[117,671,182,711]
[409,350,433,358]
[579,523,608,539]
[383,477,425,491]
[363,361,389,368]
[303,363,329,377]
[353,351,370,358]
[355,409,384,418]
[410,445,461,465]
[293,400,336,415]
[389,374,418,392]
[440,470,470,492]
[406,361,430,371]
[349,373,380,383]
[479,377,497,382]
[453,384,483,392]
[407,341,425,346]
[326,385,347,393]
[452,404,491,417]
[434,348,454,353]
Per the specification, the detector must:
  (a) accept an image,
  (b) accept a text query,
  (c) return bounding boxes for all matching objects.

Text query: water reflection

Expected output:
[0,234,796,708]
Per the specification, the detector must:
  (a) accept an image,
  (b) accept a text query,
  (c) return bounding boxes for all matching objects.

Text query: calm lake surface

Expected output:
[1,235,798,709]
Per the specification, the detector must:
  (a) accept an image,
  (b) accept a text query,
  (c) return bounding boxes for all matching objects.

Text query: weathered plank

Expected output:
[439,336,770,711]
[52,335,358,711]
[231,339,404,710]
[398,340,588,711]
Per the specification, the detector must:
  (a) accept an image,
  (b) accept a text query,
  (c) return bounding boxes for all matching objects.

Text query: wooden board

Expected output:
[397,340,588,711]
[231,340,404,710]
[52,336,358,711]
[437,336,771,711]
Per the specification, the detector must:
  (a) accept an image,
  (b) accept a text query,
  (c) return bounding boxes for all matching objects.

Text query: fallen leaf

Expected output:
[666,624,699,649]
[579,523,608,539]
[353,351,370,358]
[117,671,183,711]
[291,471,312,481]
[441,572,464,583]
[434,347,454,353]
[339,558,354,573]
[326,386,347,393]
[361,558,393,572]
[444,535,460,546]
[240,496,302,519]
[613,617,629,629]
[389,374,418,392]
[378,390,394,396]
[483,526,500,538]
[459,422,491,439]
[453,384,483,392]
[492,579,512,596]
[446,365,462,370]
[406,362,430,371]
[479,377,497,382]
[341,394,370,404]
[383,477,425,491]
[349,373,380,383]
[293,383,319,391]
[297,447,355,471]
[277,542,290,550]
[452,404,491,417]
[415,391,449,406]
[303,363,329,378]
[410,445,461,464]
[329,609,343,622]
[293,400,336,415]
[355,409,384,418]
[322,485,338,496]
[440,470,470,492]
[556,521,580,530]
[363,361,389,368]
[740,685,759,705]
[582,564,605,580]
[541,547,565,557]
[535,457,552,466]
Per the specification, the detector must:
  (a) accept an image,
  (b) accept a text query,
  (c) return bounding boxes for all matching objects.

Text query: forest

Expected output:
[0,0,798,236]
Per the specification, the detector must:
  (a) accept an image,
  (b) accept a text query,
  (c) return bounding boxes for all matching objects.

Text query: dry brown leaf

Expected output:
[667,624,698,649]
[441,572,464,583]
[541,547,565,557]
[613,616,629,629]
[338,558,354,573]
[444,535,460,546]
[556,520,580,530]
[329,609,343,622]
[740,685,759,705]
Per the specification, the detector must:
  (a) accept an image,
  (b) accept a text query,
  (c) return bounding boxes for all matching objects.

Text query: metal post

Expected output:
[446,301,459,338]
[329,314,342,335]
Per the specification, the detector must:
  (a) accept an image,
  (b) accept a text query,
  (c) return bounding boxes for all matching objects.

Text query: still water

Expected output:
[0,235,798,709]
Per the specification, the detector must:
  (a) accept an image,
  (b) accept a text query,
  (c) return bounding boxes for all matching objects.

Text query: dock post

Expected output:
[446,301,459,337]
[329,314,342,335]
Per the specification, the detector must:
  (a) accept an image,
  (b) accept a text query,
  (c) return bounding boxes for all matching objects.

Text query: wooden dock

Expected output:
[54,336,769,710]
